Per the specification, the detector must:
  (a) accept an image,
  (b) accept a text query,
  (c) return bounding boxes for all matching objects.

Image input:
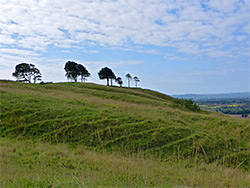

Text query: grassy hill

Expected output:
[1,80,249,187]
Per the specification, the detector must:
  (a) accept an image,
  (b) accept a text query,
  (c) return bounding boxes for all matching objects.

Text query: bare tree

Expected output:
[125,73,132,87]
[133,76,140,88]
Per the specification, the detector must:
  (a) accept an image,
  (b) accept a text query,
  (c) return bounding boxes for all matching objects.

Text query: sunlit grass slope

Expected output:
[0,80,249,169]
[1,138,249,188]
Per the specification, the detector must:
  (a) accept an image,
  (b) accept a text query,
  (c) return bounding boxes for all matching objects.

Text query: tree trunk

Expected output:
[128,80,130,88]
[26,74,31,83]
[106,78,109,86]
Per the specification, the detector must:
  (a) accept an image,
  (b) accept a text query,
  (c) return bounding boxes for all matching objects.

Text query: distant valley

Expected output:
[172,92,250,100]
[173,92,250,115]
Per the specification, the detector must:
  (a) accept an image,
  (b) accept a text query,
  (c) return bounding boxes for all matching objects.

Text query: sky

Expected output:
[0,0,249,95]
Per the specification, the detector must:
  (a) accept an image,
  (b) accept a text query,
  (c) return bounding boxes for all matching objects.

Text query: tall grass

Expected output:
[1,138,249,188]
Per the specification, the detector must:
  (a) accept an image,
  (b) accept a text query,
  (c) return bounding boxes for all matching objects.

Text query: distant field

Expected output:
[198,102,249,115]
[228,114,250,119]
[173,92,250,116]
[1,80,249,187]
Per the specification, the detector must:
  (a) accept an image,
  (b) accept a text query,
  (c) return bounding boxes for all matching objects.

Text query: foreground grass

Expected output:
[1,138,249,188]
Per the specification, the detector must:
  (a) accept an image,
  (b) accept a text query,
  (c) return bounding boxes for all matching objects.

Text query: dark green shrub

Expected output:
[179,99,201,112]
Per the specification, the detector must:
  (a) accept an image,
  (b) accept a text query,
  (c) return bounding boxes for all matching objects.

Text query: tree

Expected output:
[12,63,42,83]
[78,64,90,82]
[116,77,123,87]
[64,61,90,82]
[179,99,200,112]
[133,76,140,88]
[98,67,116,86]
[125,73,132,87]
[64,61,79,82]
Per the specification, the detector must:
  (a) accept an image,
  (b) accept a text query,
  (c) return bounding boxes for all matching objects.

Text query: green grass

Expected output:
[1,137,249,188]
[0,80,250,187]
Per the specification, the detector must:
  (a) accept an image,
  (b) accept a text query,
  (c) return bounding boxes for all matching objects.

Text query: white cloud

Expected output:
[207,0,240,13]
[84,60,143,71]
[0,0,248,56]
[0,48,39,57]
[0,34,16,45]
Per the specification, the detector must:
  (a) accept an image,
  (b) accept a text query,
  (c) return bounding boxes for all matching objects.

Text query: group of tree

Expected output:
[98,68,140,87]
[64,61,90,82]
[125,73,140,88]
[12,62,140,88]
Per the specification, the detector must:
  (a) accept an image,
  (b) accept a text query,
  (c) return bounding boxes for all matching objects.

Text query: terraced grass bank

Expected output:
[0,80,249,186]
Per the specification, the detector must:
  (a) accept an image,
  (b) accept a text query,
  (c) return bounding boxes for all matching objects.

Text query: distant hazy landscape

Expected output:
[173,92,250,116]
[173,92,250,100]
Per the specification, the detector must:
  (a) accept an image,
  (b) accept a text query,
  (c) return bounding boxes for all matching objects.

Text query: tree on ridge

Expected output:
[125,73,132,87]
[78,64,91,82]
[133,76,140,88]
[12,63,42,83]
[64,61,79,82]
[64,61,90,82]
[116,77,123,87]
[98,67,116,86]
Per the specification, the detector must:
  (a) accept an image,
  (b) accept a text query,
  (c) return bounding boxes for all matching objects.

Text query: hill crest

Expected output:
[1,80,249,169]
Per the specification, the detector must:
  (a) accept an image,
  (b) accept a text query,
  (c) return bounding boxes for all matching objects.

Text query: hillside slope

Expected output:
[1,80,249,168]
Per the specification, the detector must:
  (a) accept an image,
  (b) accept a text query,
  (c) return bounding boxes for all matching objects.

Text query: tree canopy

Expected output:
[98,67,116,86]
[78,64,91,82]
[64,61,90,82]
[12,63,42,83]
[116,77,123,87]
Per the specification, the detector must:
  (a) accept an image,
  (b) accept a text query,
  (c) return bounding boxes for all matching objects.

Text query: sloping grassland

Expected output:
[1,80,249,169]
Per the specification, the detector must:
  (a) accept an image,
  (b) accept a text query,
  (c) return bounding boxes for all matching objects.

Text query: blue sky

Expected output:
[0,0,249,94]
